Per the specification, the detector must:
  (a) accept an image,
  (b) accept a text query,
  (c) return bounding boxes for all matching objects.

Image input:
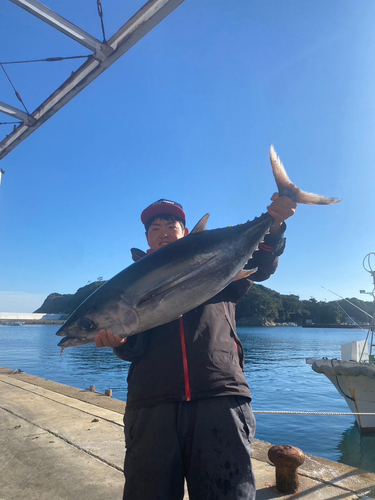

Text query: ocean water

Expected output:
[1,324,375,472]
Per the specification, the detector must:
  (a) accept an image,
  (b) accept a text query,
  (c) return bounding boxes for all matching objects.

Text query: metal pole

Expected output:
[0,101,35,126]
[0,0,185,161]
[9,0,112,59]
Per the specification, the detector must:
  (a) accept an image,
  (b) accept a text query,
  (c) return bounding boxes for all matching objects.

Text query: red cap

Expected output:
[141,199,186,226]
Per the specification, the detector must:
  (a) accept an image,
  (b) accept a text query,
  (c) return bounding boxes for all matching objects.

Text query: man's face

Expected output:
[146,218,188,251]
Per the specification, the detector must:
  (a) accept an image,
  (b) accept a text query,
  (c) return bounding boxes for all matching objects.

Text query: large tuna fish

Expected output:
[56,147,340,349]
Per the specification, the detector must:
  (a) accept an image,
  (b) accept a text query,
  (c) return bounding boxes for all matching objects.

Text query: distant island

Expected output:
[34,281,104,317]
[34,281,375,327]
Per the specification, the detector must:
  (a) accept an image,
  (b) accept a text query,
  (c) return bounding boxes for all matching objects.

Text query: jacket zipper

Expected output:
[179,316,191,401]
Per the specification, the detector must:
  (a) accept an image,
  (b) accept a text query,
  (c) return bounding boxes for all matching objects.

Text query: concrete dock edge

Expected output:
[1,367,374,500]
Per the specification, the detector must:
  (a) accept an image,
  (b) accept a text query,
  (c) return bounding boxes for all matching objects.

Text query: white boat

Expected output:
[307,340,375,433]
[307,252,375,434]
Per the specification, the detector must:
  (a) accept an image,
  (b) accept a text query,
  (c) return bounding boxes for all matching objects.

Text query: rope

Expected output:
[334,300,363,330]
[253,410,375,416]
[322,286,374,320]
[330,359,356,401]
[0,63,29,114]
[97,0,107,43]
[0,55,91,65]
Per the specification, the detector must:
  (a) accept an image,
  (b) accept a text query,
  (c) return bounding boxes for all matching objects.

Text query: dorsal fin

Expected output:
[131,248,147,262]
[191,214,210,234]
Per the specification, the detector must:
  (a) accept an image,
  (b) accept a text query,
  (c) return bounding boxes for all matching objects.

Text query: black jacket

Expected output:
[114,226,286,409]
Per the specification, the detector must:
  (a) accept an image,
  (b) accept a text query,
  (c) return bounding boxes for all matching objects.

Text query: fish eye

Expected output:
[78,318,96,331]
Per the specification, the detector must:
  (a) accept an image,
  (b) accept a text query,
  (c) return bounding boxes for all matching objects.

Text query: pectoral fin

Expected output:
[231,267,258,282]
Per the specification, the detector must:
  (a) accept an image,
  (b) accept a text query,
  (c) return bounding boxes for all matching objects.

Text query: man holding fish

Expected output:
[55,148,339,498]
[95,193,296,500]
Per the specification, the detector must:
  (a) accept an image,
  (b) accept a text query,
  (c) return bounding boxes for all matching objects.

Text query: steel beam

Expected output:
[0,0,184,161]
[0,101,36,125]
[9,0,112,59]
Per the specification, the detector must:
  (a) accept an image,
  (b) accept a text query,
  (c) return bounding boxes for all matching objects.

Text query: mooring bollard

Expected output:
[89,385,95,392]
[104,389,112,397]
[268,445,305,493]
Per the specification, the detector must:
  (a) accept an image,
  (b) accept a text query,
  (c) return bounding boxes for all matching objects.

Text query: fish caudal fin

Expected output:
[270,145,341,205]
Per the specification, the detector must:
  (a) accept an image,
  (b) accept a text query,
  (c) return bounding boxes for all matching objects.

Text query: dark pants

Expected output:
[123,396,256,500]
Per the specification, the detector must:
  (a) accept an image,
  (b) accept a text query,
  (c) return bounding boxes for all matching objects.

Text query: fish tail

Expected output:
[270,145,341,205]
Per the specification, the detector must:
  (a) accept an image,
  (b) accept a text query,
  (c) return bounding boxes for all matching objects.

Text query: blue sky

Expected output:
[1,0,375,312]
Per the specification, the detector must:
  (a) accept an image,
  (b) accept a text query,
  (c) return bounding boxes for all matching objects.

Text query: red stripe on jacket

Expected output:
[179,316,191,401]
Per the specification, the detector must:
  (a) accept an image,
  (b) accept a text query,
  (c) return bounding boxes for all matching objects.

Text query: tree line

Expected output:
[236,284,375,326]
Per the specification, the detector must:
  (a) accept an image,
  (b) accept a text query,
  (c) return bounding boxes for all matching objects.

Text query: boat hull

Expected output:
[308,359,375,434]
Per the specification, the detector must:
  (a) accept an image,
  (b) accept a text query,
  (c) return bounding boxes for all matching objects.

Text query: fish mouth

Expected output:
[57,336,93,348]
[56,299,139,348]
[55,318,97,338]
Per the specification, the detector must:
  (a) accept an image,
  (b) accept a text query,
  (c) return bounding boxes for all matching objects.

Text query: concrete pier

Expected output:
[1,366,375,500]
[0,313,66,325]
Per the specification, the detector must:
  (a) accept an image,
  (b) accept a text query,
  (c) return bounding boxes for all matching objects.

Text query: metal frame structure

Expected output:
[0,0,185,161]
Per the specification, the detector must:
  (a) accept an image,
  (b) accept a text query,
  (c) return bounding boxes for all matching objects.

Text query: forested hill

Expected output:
[35,280,375,326]
[34,281,104,316]
[235,284,375,326]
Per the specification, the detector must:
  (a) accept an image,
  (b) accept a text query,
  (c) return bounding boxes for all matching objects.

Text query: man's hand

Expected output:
[267,193,297,234]
[95,329,126,348]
